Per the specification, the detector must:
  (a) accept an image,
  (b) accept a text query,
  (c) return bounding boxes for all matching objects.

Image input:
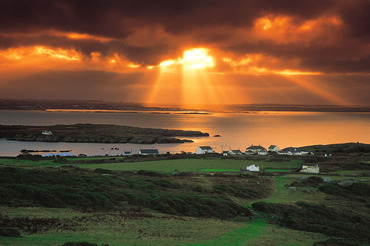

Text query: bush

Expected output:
[0,167,253,219]
[61,242,109,246]
[0,227,21,237]
[252,201,370,240]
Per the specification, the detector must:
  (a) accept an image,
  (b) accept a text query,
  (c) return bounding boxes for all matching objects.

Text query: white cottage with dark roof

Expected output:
[245,145,267,154]
[300,164,319,174]
[139,149,159,155]
[196,146,215,154]
[268,145,279,153]
[228,149,243,155]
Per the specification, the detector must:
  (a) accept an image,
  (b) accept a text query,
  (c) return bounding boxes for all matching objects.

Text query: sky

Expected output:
[0,0,369,106]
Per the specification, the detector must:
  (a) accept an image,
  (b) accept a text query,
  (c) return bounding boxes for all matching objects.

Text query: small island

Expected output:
[0,124,209,144]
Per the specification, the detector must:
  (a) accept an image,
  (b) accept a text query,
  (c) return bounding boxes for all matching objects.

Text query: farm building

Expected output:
[245,150,254,155]
[257,149,268,155]
[42,130,53,136]
[139,149,159,155]
[228,149,243,155]
[268,145,279,152]
[246,145,267,154]
[246,164,260,172]
[122,151,132,156]
[196,146,215,154]
[300,164,320,174]
[43,152,73,157]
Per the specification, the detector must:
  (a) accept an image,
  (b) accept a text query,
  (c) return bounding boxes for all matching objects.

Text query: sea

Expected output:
[1,110,370,156]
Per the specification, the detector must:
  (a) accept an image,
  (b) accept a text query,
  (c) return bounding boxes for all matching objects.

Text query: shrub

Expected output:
[252,201,370,240]
[0,227,21,237]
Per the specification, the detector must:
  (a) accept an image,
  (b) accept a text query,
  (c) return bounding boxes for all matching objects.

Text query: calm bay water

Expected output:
[1,110,370,156]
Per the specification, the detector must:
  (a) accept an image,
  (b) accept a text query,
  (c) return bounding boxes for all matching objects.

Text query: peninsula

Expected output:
[0,124,209,144]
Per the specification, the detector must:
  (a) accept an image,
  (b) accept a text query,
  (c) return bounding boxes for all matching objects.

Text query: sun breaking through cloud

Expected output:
[0,0,369,106]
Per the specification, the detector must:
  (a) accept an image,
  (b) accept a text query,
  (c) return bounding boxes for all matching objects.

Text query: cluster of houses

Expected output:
[122,149,160,156]
[120,144,313,158]
[196,145,319,174]
[241,163,319,174]
[196,144,313,156]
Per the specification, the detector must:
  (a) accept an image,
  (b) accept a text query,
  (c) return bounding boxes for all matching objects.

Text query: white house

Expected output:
[228,149,243,155]
[300,164,319,174]
[122,150,132,156]
[268,145,279,153]
[139,149,159,155]
[196,146,215,154]
[245,150,254,155]
[246,145,267,154]
[43,152,73,157]
[278,150,292,155]
[257,149,268,155]
[246,164,260,172]
[42,130,53,136]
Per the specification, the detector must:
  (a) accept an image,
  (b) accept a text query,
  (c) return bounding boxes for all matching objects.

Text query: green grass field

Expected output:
[72,158,302,172]
[257,176,326,204]
[194,218,327,246]
[0,207,328,246]
[0,158,58,167]
[1,156,369,245]
[264,168,292,172]
[0,157,302,173]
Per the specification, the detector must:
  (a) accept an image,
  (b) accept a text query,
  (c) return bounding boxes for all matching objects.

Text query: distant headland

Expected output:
[0,124,209,144]
[1,99,370,112]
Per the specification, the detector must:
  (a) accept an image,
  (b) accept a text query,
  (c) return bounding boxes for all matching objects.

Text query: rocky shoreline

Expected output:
[0,124,209,144]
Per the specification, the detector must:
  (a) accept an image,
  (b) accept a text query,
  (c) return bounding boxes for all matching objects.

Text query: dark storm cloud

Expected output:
[0,70,145,101]
[337,0,370,41]
[0,0,369,72]
[0,33,171,65]
[0,0,338,35]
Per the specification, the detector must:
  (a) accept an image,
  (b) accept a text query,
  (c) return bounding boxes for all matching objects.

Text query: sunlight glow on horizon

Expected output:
[0,44,359,106]
[147,48,247,106]
[159,48,214,70]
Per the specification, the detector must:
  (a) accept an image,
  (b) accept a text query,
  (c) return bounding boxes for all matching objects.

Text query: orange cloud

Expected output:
[251,15,343,44]
[0,45,150,74]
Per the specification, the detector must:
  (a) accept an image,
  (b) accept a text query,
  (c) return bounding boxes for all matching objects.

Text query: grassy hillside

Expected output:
[0,166,271,218]
[71,158,302,172]
[1,156,370,245]
[300,142,370,153]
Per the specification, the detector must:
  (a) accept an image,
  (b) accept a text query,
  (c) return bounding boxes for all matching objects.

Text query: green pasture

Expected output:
[74,158,302,172]
[331,170,370,176]
[2,157,367,245]
[67,156,125,161]
[252,176,326,204]
[199,169,239,172]
[0,207,242,246]
[0,157,302,173]
[195,218,327,246]
[0,158,58,167]
[264,168,292,172]
[0,207,328,246]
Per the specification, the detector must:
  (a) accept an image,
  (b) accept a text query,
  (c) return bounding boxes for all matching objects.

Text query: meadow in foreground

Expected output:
[0,155,369,245]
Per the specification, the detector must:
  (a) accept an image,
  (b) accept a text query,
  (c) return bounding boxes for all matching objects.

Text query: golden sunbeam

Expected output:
[284,75,351,105]
[182,48,215,69]
[159,48,214,70]
[147,48,255,106]
[145,68,183,105]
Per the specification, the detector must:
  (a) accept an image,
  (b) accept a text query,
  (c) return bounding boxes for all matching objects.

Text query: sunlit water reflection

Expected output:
[1,110,369,156]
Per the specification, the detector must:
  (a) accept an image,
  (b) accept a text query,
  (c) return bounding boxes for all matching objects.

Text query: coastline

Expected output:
[0,123,209,145]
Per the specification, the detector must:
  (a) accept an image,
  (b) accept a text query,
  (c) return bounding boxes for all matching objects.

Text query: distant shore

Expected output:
[0,124,209,144]
[1,99,370,112]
